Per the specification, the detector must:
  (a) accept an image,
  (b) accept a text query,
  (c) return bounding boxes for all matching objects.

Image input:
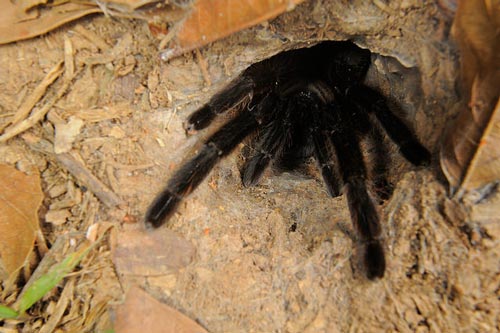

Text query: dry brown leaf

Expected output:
[114,286,208,333]
[161,0,305,60]
[0,1,100,45]
[0,0,162,45]
[18,0,51,12]
[111,227,195,276]
[0,164,43,279]
[440,0,500,194]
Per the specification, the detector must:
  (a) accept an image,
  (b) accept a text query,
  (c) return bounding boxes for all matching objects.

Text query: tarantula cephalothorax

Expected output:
[145,41,431,279]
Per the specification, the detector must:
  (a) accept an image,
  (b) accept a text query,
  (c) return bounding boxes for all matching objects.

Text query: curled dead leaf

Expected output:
[0,0,174,45]
[161,0,305,60]
[440,0,500,195]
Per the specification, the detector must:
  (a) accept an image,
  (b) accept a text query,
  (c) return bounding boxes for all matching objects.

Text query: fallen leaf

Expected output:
[0,1,100,45]
[0,164,43,279]
[114,286,208,333]
[111,227,195,276]
[0,0,169,45]
[161,0,305,60]
[440,0,500,194]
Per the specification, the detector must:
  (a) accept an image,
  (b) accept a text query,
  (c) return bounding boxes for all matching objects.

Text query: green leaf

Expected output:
[16,242,97,314]
[0,304,19,319]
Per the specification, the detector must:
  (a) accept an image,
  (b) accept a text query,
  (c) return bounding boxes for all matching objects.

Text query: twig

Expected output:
[73,25,110,51]
[56,151,123,208]
[64,36,75,80]
[38,278,75,333]
[0,75,70,143]
[0,61,63,132]
[165,105,178,133]
[195,48,212,87]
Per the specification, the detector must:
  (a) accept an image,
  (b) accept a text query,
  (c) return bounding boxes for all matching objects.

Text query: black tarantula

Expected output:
[146,41,431,279]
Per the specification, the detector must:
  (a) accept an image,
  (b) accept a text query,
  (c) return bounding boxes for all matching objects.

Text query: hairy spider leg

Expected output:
[327,102,386,279]
[146,108,259,228]
[186,52,301,133]
[275,106,315,171]
[347,106,394,201]
[366,121,394,201]
[351,86,431,166]
[186,75,255,131]
[241,98,293,187]
[311,108,342,197]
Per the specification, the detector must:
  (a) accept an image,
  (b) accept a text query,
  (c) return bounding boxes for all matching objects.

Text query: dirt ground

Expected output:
[0,0,499,332]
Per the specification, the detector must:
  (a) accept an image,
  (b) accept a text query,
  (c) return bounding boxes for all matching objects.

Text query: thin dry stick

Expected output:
[0,64,83,143]
[38,278,75,333]
[56,151,123,208]
[0,61,63,132]
[165,105,178,133]
[0,75,72,143]
[73,25,110,51]
[64,36,75,80]
[195,48,212,87]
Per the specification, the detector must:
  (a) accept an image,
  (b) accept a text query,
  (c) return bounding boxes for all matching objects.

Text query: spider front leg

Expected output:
[241,99,290,187]
[146,109,258,228]
[186,61,284,132]
[328,106,386,279]
[186,75,255,132]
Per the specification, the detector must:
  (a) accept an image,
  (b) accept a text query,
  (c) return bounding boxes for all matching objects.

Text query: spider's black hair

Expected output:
[146,41,431,279]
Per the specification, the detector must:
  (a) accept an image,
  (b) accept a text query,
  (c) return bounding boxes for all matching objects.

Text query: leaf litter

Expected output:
[0,1,498,332]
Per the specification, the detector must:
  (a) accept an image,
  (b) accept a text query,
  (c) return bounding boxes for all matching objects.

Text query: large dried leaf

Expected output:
[115,286,208,333]
[440,0,500,194]
[0,0,160,45]
[162,0,305,60]
[0,1,100,45]
[0,164,43,279]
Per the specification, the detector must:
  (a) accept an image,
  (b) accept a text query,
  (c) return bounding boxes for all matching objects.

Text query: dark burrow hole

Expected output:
[148,40,433,280]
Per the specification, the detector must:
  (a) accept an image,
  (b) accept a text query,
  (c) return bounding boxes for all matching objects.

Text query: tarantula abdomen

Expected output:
[146,41,431,280]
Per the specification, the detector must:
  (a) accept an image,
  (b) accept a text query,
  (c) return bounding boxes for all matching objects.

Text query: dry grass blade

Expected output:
[38,278,75,333]
[0,61,63,132]
[0,68,77,143]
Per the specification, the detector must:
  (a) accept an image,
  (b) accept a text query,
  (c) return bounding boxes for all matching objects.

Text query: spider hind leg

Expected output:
[329,102,386,279]
[366,122,395,201]
[364,241,386,279]
[352,86,431,167]
[345,179,386,279]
